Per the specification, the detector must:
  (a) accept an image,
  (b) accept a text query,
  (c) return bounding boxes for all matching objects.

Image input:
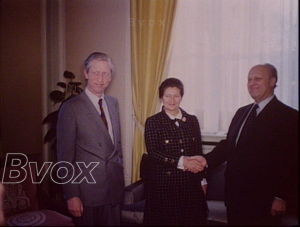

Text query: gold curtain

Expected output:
[130,0,178,182]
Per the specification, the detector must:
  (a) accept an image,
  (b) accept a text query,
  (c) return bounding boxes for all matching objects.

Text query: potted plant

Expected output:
[43,70,83,161]
[42,70,83,200]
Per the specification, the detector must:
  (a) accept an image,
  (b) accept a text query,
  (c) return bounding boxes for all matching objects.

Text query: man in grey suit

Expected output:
[57,52,125,226]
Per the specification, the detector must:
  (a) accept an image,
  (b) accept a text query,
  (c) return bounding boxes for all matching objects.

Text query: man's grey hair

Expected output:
[263,63,277,88]
[84,52,115,75]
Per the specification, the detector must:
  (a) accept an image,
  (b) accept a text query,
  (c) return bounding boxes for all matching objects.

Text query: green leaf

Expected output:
[64,70,75,79]
[44,128,56,143]
[42,110,59,125]
[49,90,65,103]
[43,70,83,162]
[57,82,66,89]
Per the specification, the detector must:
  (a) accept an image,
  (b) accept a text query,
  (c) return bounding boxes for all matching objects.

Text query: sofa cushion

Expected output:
[121,210,144,225]
[123,180,146,204]
[122,200,145,212]
[1,165,39,217]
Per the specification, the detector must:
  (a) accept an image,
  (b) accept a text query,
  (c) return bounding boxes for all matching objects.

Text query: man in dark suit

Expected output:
[57,52,125,226]
[198,63,298,226]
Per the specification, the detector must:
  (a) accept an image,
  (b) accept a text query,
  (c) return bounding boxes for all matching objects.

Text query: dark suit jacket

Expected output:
[57,91,124,207]
[205,96,299,215]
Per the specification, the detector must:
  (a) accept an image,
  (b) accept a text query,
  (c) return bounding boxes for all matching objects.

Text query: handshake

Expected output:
[183,156,207,173]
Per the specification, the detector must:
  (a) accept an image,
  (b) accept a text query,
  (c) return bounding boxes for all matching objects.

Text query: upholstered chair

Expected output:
[0,155,74,226]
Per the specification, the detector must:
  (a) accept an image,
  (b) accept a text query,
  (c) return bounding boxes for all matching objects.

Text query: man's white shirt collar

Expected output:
[256,95,274,115]
[85,87,105,107]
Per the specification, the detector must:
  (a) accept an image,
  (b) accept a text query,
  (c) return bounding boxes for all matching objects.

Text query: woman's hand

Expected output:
[183,156,207,173]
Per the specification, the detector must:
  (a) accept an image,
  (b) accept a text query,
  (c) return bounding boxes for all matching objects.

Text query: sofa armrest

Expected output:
[206,162,228,225]
[206,162,226,201]
[123,179,146,205]
[37,183,71,217]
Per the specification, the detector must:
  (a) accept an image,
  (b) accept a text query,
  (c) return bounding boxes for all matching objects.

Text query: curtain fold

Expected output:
[130,0,178,182]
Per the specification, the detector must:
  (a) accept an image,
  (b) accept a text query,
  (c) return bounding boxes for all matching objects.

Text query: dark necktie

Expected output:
[237,104,258,146]
[98,99,108,130]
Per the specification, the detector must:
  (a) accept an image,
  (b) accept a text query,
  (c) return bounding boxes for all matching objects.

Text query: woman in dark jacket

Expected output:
[143,78,208,226]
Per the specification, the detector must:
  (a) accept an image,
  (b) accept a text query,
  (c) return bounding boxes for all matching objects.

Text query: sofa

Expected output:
[121,153,227,226]
[122,153,148,225]
[121,153,299,226]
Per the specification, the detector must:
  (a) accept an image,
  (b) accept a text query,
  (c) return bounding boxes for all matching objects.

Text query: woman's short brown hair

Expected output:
[159,78,184,98]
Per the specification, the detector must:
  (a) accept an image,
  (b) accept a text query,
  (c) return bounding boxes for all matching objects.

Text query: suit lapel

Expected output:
[106,96,118,144]
[228,104,252,149]
[105,96,118,158]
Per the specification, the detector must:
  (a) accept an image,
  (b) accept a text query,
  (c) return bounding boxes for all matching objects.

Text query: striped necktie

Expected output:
[98,99,108,130]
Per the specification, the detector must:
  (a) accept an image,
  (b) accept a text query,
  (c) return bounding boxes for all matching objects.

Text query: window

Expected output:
[166,0,298,133]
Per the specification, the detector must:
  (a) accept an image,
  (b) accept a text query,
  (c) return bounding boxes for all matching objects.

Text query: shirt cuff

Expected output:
[201,178,207,185]
[177,156,184,170]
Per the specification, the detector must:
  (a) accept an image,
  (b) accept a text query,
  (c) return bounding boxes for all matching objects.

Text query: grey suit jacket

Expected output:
[57,91,125,207]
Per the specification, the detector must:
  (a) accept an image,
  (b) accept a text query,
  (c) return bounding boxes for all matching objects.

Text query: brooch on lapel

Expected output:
[181,117,186,122]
